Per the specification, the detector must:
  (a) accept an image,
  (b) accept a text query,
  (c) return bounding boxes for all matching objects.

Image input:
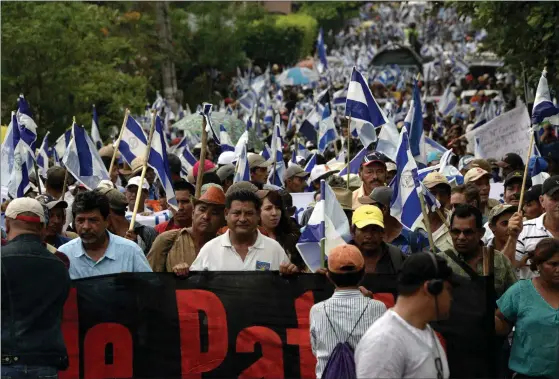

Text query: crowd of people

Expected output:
[2,2,559,379]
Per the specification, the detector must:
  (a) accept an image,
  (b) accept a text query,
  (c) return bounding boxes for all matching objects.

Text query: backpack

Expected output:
[321,302,369,379]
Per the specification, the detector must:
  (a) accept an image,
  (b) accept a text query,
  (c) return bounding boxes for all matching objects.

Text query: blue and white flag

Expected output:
[91,105,103,149]
[16,94,38,152]
[299,105,322,143]
[147,115,177,209]
[296,180,351,272]
[200,103,220,145]
[238,90,258,114]
[219,124,234,152]
[390,127,423,230]
[264,105,274,125]
[233,142,250,183]
[438,84,457,117]
[62,122,110,190]
[275,88,284,110]
[338,147,367,176]
[316,28,328,74]
[36,132,50,179]
[119,115,148,165]
[296,141,311,159]
[6,113,34,198]
[52,147,61,167]
[333,88,347,107]
[529,156,550,185]
[174,136,197,175]
[532,69,559,125]
[267,124,285,187]
[151,91,165,112]
[318,104,338,153]
[420,182,441,213]
[404,80,426,164]
[304,153,317,174]
[345,67,383,148]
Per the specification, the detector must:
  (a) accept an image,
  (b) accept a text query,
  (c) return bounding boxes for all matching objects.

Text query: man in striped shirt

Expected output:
[504,175,559,279]
[309,244,386,379]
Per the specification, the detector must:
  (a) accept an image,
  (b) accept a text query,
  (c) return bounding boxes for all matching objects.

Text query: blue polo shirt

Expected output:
[58,231,152,279]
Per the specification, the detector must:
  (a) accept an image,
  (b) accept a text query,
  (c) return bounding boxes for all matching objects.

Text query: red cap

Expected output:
[193,159,216,177]
[224,97,233,105]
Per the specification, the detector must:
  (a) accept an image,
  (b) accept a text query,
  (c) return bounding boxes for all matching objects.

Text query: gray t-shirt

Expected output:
[355,310,450,379]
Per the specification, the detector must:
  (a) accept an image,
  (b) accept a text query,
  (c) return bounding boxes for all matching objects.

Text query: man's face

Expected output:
[431,184,451,209]
[74,209,108,244]
[504,182,522,206]
[450,193,466,211]
[472,176,490,203]
[110,165,119,184]
[489,211,514,245]
[174,190,193,227]
[541,193,559,219]
[523,199,543,220]
[250,167,268,184]
[286,176,307,193]
[450,215,483,257]
[433,281,453,320]
[46,206,66,237]
[351,224,384,255]
[126,186,147,209]
[145,168,156,185]
[225,200,259,237]
[360,163,387,192]
[193,203,224,235]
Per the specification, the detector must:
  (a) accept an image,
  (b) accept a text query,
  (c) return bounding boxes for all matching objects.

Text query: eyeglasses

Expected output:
[435,357,443,379]
[450,228,477,237]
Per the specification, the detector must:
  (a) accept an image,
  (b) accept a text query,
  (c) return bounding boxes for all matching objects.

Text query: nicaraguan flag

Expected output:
[296,142,311,159]
[147,115,177,209]
[338,147,367,176]
[299,105,322,143]
[296,180,351,272]
[119,115,148,165]
[91,105,103,149]
[200,103,220,145]
[275,89,283,109]
[345,67,382,148]
[404,80,426,164]
[16,94,38,152]
[318,104,338,153]
[238,90,258,114]
[390,127,423,230]
[532,69,559,125]
[151,91,165,112]
[62,122,110,190]
[304,153,317,174]
[174,136,197,175]
[316,28,328,74]
[438,84,457,117]
[529,156,550,185]
[36,131,50,178]
[233,142,250,183]
[219,124,234,152]
[6,113,34,198]
[333,88,347,107]
[264,105,274,125]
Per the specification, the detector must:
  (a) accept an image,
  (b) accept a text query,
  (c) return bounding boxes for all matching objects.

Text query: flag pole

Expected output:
[195,115,208,198]
[60,117,76,200]
[34,161,42,195]
[346,117,351,190]
[129,111,156,231]
[320,179,326,268]
[109,109,130,175]
[418,191,436,253]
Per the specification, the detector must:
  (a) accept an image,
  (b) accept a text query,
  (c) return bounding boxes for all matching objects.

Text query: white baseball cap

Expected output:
[126,176,149,190]
[310,164,339,183]
[218,151,236,165]
[5,198,46,224]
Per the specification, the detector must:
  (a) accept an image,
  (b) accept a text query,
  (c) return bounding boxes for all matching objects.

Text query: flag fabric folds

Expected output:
[234,142,250,183]
[91,105,103,150]
[219,124,235,152]
[316,28,328,74]
[404,80,425,164]
[200,103,220,145]
[16,94,38,152]
[36,131,50,179]
[338,147,367,176]
[438,84,458,117]
[390,127,423,230]
[296,180,351,272]
[532,69,559,125]
[6,113,34,198]
[147,116,177,209]
[318,104,338,154]
[118,115,148,165]
[62,123,110,190]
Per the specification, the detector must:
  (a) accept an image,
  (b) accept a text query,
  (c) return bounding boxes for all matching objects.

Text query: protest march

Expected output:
[1,2,559,379]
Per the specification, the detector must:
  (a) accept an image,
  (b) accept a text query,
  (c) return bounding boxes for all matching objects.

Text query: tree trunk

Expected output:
[155,1,179,115]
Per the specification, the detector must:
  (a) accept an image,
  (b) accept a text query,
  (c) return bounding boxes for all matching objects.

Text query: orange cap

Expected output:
[194,186,225,206]
[327,244,365,273]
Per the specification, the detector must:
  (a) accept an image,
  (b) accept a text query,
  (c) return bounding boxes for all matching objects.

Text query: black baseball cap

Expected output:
[524,184,542,204]
[398,253,461,289]
[542,175,559,196]
[362,151,387,168]
[504,170,531,188]
[497,153,524,169]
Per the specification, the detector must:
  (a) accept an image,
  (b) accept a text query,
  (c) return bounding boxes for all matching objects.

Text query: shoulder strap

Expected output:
[444,250,479,279]
[345,303,370,343]
[323,303,341,341]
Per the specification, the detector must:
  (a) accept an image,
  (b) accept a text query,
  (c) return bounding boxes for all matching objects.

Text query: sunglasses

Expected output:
[450,228,477,237]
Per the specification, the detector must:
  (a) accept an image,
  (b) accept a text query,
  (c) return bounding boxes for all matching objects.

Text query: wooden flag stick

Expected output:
[195,116,208,198]
[517,131,535,211]
[34,161,42,195]
[346,117,351,190]
[129,111,156,231]
[109,109,130,176]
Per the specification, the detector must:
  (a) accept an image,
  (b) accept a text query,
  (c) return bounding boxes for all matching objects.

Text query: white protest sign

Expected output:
[291,192,315,224]
[489,182,504,203]
[469,106,531,160]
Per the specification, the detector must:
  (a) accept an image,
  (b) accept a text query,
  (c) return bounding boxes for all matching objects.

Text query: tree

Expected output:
[453,2,559,91]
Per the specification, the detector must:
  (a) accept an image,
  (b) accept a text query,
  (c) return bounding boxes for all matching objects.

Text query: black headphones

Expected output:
[426,253,444,296]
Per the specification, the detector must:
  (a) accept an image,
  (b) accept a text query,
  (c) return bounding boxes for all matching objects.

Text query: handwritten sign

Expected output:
[469,106,531,160]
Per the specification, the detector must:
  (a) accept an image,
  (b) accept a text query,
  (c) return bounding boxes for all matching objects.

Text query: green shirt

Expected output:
[497,280,559,379]
[437,249,517,297]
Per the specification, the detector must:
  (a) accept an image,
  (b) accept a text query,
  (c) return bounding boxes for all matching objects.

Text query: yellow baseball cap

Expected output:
[352,205,384,229]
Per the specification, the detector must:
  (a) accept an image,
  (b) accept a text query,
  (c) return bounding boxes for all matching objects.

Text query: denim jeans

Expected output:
[1,365,57,379]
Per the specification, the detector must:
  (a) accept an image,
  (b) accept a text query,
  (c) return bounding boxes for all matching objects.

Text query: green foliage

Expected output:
[452,1,559,90]
[296,2,361,43]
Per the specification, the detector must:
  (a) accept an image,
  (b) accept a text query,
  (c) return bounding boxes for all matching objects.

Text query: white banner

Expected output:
[291,192,315,224]
[469,106,531,160]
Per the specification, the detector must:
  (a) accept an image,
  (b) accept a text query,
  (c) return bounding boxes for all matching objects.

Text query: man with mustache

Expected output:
[58,191,152,279]
[464,167,500,218]
[147,186,226,275]
[503,171,532,207]
[155,180,195,233]
[352,152,388,210]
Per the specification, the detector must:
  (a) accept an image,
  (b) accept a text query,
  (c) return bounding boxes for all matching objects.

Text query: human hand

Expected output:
[279,263,300,275]
[507,212,523,238]
[315,268,327,275]
[172,262,190,277]
[124,230,138,242]
[359,286,373,298]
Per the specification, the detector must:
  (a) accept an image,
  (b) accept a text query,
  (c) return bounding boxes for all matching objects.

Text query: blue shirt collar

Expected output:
[75,231,116,260]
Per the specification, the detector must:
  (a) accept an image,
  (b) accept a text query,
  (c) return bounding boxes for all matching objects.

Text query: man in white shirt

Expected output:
[355,253,458,379]
[190,189,299,273]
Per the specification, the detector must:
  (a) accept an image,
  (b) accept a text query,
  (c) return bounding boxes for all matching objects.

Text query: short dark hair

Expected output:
[452,184,481,207]
[327,268,365,287]
[46,167,67,192]
[225,189,261,211]
[201,171,221,186]
[167,154,182,175]
[101,156,112,171]
[451,204,483,229]
[530,238,559,271]
[72,190,110,219]
[173,179,194,194]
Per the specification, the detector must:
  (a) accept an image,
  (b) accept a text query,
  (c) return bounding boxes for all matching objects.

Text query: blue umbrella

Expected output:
[276,67,320,86]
